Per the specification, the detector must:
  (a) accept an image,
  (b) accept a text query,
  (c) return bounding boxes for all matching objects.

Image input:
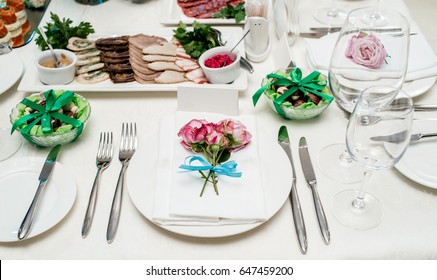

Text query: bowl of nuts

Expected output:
[255,67,333,120]
[10,89,91,147]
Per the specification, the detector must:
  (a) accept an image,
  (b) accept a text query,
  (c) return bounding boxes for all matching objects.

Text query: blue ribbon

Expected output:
[178,156,242,178]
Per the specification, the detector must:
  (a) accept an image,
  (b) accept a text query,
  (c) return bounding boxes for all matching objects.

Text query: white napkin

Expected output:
[152,112,267,226]
[305,31,437,81]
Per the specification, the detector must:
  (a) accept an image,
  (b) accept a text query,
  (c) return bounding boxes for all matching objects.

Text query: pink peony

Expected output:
[345,32,387,69]
[177,119,209,151]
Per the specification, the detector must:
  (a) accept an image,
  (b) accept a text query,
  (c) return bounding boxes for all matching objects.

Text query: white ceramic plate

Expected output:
[401,76,437,98]
[395,119,437,189]
[127,117,292,238]
[160,0,244,25]
[0,51,24,95]
[0,157,77,242]
[18,27,247,93]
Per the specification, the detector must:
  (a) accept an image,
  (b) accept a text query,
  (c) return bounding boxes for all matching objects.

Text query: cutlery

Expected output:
[18,144,62,240]
[277,126,308,254]
[210,28,255,73]
[107,123,137,244]
[301,27,405,39]
[298,137,330,245]
[414,104,437,111]
[82,132,113,238]
[38,26,61,68]
[370,131,437,143]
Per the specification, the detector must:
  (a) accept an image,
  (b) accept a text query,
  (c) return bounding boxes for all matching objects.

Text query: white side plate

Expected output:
[0,51,24,95]
[0,157,77,242]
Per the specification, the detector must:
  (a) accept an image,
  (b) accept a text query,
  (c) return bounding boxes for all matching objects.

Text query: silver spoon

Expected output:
[222,29,251,67]
[38,26,60,68]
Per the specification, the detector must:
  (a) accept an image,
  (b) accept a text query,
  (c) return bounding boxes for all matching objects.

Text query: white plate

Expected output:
[0,157,77,242]
[17,27,247,93]
[160,0,244,25]
[395,119,437,189]
[401,76,437,98]
[127,118,292,238]
[0,51,24,95]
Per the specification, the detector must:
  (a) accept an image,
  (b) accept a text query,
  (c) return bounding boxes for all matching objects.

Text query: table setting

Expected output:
[1,0,437,260]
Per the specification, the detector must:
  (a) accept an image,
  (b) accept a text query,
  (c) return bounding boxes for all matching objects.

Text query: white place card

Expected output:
[273,33,292,69]
[177,85,239,115]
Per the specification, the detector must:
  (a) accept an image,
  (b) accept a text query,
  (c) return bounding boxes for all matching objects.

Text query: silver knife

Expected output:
[277,126,308,254]
[371,131,437,143]
[298,137,330,245]
[18,144,62,240]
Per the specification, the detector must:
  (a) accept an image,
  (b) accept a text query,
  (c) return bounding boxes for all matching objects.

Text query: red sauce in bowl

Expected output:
[204,53,235,68]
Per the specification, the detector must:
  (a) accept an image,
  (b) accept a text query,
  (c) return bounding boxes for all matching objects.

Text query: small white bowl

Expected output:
[198,46,241,84]
[36,49,77,85]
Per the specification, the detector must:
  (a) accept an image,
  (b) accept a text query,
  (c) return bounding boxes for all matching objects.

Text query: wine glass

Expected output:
[332,85,414,230]
[313,0,347,26]
[362,0,389,27]
[0,127,21,162]
[318,7,410,183]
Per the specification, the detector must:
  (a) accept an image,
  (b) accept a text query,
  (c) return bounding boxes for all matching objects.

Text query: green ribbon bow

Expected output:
[11,89,84,143]
[252,68,333,118]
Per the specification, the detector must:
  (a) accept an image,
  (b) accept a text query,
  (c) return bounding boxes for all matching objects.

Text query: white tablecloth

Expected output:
[0,0,437,259]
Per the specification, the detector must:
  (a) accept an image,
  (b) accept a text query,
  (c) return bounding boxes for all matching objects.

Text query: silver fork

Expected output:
[106,123,137,244]
[82,132,113,238]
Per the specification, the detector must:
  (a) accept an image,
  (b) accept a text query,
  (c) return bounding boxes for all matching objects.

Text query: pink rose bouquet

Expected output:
[177,118,252,196]
[345,32,388,68]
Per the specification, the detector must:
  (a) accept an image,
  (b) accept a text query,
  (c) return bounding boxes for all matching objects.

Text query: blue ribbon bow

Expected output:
[178,156,242,178]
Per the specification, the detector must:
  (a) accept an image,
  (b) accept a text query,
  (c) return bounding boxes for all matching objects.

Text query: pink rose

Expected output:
[218,119,252,151]
[205,129,229,147]
[345,33,387,69]
[177,119,209,151]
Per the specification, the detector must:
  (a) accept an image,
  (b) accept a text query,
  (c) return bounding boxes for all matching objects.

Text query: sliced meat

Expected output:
[76,56,101,66]
[155,70,188,84]
[105,62,132,73]
[134,74,157,84]
[101,50,130,59]
[96,36,129,46]
[109,71,135,83]
[142,42,178,56]
[76,48,101,60]
[67,37,96,51]
[76,69,109,84]
[134,71,162,83]
[101,55,130,64]
[148,61,183,72]
[76,62,105,74]
[185,68,208,84]
[142,54,177,62]
[175,58,200,72]
[129,34,167,50]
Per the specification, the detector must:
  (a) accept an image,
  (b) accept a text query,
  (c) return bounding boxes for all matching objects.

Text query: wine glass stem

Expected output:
[352,169,373,210]
[339,149,353,164]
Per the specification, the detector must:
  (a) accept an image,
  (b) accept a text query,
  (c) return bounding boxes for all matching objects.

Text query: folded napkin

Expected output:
[305,31,437,81]
[152,112,267,226]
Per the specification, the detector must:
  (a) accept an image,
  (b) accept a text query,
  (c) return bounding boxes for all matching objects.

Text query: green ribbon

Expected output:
[11,89,84,143]
[252,68,333,118]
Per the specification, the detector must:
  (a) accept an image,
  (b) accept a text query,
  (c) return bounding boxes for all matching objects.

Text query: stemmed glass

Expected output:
[332,85,414,230]
[313,0,347,26]
[317,7,410,183]
[362,0,388,26]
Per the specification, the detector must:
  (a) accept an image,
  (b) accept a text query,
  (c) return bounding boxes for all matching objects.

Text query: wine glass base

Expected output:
[332,189,383,230]
[361,13,389,27]
[0,128,22,162]
[314,7,347,26]
[318,143,365,184]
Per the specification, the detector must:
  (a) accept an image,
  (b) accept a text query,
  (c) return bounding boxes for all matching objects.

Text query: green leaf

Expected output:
[213,3,246,23]
[217,150,231,164]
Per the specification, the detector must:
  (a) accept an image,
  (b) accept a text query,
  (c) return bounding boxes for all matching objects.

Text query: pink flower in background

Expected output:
[217,119,252,151]
[345,32,387,68]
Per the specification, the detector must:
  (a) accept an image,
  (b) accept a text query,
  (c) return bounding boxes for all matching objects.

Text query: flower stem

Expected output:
[200,171,213,197]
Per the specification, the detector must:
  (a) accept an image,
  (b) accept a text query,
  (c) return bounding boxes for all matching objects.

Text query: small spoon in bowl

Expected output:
[38,26,60,68]
[222,29,251,67]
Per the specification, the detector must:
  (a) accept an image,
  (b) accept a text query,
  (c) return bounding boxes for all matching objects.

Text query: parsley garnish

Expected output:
[35,12,95,50]
[173,21,220,60]
[214,3,246,23]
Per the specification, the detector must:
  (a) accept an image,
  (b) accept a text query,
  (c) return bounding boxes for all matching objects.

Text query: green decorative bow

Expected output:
[252,68,333,118]
[11,89,83,143]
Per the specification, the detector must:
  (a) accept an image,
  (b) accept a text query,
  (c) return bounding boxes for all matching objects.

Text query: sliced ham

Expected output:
[154,70,188,84]
[142,54,176,62]
[185,68,208,84]
[175,58,200,72]
[142,42,177,56]
[129,34,167,50]
[147,61,183,72]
